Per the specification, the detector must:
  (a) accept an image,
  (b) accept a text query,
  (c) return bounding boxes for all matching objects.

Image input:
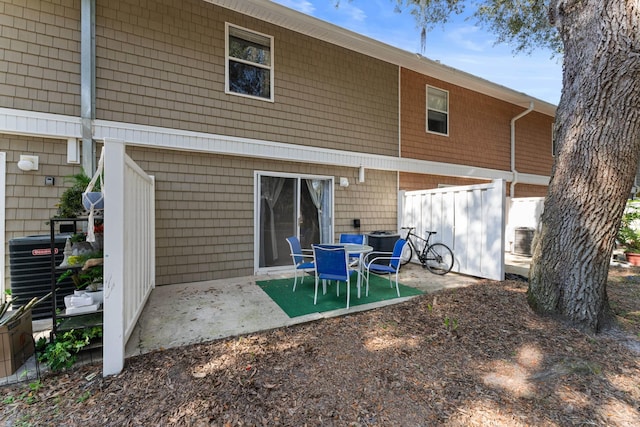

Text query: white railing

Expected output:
[103,139,155,376]
[122,155,155,340]
[399,179,506,280]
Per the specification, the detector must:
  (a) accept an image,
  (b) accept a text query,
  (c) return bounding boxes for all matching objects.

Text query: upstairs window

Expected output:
[426,86,448,135]
[226,24,274,101]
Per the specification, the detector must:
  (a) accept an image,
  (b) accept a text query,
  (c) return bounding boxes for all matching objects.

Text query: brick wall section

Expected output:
[96,0,399,156]
[0,0,80,115]
[127,147,398,285]
[2,135,84,285]
[400,68,554,174]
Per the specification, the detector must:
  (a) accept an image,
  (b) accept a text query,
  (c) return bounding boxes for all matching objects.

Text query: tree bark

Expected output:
[528,1,640,331]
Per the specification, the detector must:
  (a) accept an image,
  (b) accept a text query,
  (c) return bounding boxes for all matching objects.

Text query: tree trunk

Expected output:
[528,1,640,332]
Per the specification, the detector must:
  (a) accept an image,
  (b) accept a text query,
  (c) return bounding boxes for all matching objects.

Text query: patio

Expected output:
[123,256,530,358]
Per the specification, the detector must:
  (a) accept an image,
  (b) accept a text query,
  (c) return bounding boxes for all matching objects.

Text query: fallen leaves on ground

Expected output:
[2,268,640,426]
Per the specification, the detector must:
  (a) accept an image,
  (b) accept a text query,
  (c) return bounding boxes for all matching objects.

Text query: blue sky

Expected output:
[272,0,563,105]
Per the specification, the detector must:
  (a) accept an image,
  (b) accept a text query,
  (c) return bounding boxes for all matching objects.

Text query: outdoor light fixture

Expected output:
[17,155,39,171]
[358,166,365,183]
[339,177,349,187]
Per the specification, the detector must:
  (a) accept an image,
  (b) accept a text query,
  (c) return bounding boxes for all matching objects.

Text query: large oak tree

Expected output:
[528,1,640,332]
[357,0,640,331]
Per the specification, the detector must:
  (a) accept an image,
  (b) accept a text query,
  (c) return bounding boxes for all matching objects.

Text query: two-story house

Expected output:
[0,0,554,294]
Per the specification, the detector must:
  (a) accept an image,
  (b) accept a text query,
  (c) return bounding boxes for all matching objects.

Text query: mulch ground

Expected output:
[2,267,640,426]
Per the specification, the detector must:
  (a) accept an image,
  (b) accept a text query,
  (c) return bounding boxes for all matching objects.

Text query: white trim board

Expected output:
[0,108,82,139]
[0,108,550,186]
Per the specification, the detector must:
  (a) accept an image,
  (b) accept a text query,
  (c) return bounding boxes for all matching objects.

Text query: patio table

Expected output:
[335,243,373,298]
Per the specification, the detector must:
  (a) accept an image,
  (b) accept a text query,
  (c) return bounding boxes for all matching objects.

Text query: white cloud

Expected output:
[444,25,492,52]
[340,3,366,22]
[272,0,315,15]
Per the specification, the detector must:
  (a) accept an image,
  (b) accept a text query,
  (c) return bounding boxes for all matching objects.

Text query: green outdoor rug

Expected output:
[256,273,423,318]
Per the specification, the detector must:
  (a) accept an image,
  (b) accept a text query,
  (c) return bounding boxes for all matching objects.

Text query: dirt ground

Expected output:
[2,267,640,426]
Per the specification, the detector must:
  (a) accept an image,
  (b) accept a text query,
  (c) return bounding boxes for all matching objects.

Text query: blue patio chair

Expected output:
[363,238,407,298]
[286,236,315,291]
[339,233,365,265]
[339,233,365,244]
[312,244,357,309]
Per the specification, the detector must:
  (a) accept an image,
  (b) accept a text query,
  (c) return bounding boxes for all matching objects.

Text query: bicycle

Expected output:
[399,227,454,275]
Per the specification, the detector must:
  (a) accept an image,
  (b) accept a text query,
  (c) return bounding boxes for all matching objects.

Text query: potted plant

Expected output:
[57,251,104,307]
[55,172,94,218]
[617,200,640,265]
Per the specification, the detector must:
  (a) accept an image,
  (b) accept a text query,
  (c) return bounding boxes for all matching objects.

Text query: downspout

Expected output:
[397,66,402,231]
[81,0,96,174]
[510,101,534,198]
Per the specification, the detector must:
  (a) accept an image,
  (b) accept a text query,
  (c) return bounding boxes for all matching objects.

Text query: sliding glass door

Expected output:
[257,173,332,269]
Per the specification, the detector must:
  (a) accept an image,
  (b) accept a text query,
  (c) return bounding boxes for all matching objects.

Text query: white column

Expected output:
[102,139,126,376]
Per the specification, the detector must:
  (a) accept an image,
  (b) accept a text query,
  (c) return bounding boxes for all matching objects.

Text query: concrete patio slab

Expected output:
[125,262,487,358]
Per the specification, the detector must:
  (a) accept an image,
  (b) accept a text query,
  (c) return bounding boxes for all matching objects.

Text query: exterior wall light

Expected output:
[17,155,39,171]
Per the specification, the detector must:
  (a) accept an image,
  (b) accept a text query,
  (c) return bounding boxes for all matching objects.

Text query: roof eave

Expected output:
[206,0,557,117]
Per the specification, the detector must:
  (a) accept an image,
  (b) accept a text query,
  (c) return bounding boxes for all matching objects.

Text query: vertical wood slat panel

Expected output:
[400,180,505,280]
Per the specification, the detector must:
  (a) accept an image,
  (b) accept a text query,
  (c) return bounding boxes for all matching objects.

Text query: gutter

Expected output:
[510,102,535,197]
[81,0,96,174]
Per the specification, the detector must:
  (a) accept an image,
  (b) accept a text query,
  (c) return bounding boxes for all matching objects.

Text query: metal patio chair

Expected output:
[339,233,365,266]
[312,244,357,309]
[363,238,407,298]
[286,236,315,291]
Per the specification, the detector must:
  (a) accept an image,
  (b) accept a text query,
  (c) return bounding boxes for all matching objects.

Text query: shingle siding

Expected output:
[0,0,80,115]
[96,0,399,157]
[0,0,556,287]
[127,146,397,285]
[2,134,84,283]
[400,68,554,197]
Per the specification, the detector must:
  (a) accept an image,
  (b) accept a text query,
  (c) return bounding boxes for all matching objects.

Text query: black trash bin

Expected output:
[367,231,400,265]
[9,234,75,320]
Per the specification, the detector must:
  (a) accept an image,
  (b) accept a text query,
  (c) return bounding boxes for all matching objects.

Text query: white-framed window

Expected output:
[426,86,449,135]
[225,23,274,102]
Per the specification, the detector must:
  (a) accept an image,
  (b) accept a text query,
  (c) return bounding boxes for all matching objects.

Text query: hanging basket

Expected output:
[84,147,105,243]
[82,191,104,210]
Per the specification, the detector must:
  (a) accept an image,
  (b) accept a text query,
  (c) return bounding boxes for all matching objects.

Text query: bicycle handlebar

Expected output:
[400,227,438,236]
[401,226,437,235]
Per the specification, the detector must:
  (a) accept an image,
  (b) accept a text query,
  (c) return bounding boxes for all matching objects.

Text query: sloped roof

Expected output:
[207,0,557,117]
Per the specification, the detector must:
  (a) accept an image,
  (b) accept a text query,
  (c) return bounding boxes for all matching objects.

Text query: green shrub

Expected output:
[36,327,103,372]
[618,201,640,253]
[55,172,101,219]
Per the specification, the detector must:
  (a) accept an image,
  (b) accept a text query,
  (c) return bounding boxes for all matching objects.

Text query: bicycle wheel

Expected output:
[424,243,454,275]
[400,242,413,266]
